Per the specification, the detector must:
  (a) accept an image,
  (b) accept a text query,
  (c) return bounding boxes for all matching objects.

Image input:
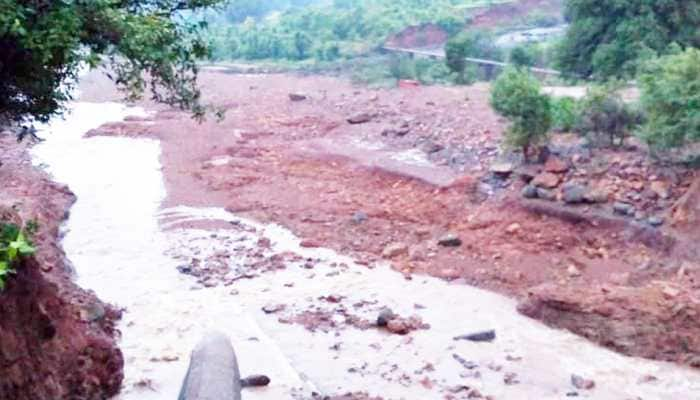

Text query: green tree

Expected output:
[509,46,536,68]
[556,0,700,79]
[490,67,552,162]
[577,84,637,147]
[445,31,501,84]
[0,0,224,125]
[638,48,700,150]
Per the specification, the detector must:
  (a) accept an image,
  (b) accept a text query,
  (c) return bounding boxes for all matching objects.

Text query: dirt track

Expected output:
[82,70,700,368]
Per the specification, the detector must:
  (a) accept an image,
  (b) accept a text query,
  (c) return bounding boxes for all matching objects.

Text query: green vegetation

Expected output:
[556,0,700,80]
[0,0,224,124]
[638,48,700,150]
[550,97,578,132]
[207,0,480,62]
[445,30,503,83]
[490,67,551,162]
[577,85,638,147]
[0,222,36,290]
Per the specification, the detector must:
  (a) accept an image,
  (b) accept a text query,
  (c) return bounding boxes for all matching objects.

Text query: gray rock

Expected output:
[377,307,397,327]
[178,332,241,400]
[288,93,307,102]
[562,183,587,204]
[438,233,462,247]
[347,113,372,124]
[521,185,539,199]
[613,202,635,216]
[537,188,557,201]
[420,140,444,154]
[454,330,496,342]
[648,216,665,227]
[240,375,271,387]
[352,211,368,224]
[571,374,595,390]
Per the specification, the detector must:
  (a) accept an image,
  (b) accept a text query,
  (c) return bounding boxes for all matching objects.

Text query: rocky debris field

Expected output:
[82,70,700,369]
[0,135,123,400]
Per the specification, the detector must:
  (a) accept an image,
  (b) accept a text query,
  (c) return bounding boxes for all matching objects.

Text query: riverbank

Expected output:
[80,69,700,372]
[0,133,123,399]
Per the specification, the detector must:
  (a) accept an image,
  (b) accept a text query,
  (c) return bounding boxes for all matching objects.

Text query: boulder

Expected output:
[562,183,587,204]
[544,157,570,173]
[532,173,560,189]
[522,185,538,199]
[536,188,557,201]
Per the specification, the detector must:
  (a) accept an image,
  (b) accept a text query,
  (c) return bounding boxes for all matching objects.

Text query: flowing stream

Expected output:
[30,102,700,400]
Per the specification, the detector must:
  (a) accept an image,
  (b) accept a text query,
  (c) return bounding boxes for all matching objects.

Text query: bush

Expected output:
[551,97,579,132]
[0,222,36,290]
[637,48,700,149]
[509,46,536,68]
[577,85,637,147]
[490,67,552,162]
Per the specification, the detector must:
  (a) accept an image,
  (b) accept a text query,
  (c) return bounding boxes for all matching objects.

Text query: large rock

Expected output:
[562,183,587,204]
[532,172,561,189]
[544,157,570,173]
[178,332,242,400]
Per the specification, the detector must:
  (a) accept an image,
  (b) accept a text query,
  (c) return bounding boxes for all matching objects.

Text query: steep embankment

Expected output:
[0,135,123,400]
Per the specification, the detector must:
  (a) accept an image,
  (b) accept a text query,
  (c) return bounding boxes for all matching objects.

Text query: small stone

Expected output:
[383,242,408,258]
[288,93,307,102]
[567,264,582,278]
[521,185,538,199]
[386,319,410,335]
[490,162,514,177]
[438,233,462,247]
[240,375,271,387]
[648,216,665,227]
[545,157,570,173]
[377,307,397,327]
[650,181,671,199]
[352,211,368,224]
[262,303,285,314]
[583,188,609,204]
[454,330,496,342]
[532,172,560,189]
[571,374,595,390]
[347,113,372,124]
[506,223,521,234]
[613,202,635,216]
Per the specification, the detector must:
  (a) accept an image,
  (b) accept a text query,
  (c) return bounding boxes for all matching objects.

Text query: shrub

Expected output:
[577,85,637,147]
[637,48,700,149]
[490,67,552,162]
[509,46,536,68]
[550,97,579,132]
[0,223,36,290]
[446,30,502,84]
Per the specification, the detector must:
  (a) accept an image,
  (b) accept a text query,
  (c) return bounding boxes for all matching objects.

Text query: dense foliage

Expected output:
[556,0,700,79]
[445,30,502,83]
[207,0,482,62]
[0,0,224,124]
[490,67,551,161]
[638,48,700,149]
[0,222,35,290]
[576,85,638,146]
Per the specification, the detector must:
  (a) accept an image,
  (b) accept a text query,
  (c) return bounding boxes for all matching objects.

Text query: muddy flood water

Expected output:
[30,102,700,399]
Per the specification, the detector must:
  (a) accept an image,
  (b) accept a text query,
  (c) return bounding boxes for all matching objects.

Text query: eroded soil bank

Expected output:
[0,135,123,400]
[81,69,700,371]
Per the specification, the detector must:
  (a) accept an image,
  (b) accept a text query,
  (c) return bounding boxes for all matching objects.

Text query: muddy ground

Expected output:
[81,70,700,369]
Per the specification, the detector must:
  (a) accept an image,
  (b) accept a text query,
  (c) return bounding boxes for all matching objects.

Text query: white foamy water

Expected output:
[31,103,700,400]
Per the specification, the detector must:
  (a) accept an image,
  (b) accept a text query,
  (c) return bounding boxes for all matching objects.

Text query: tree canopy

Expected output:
[556,0,700,80]
[0,0,224,124]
